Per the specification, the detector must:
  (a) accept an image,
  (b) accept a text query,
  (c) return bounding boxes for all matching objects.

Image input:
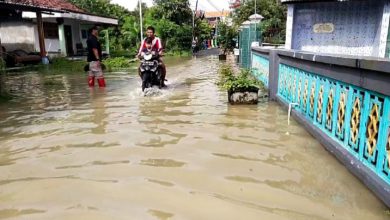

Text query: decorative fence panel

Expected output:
[251,53,269,87]
[278,63,390,185]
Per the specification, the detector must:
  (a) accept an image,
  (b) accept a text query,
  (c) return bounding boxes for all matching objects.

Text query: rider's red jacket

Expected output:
[138,37,162,55]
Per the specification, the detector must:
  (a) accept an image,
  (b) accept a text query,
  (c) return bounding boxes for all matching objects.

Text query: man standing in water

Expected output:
[87,26,105,87]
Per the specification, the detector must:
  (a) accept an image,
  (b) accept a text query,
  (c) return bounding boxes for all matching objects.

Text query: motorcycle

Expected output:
[139,51,163,91]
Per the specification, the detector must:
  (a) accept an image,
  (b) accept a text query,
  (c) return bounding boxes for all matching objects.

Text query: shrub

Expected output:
[217,65,264,92]
[47,57,85,72]
[110,50,137,58]
[0,58,5,71]
[102,57,133,71]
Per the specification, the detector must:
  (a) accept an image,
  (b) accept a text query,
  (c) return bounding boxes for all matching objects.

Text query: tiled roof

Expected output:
[204,11,230,18]
[5,0,84,13]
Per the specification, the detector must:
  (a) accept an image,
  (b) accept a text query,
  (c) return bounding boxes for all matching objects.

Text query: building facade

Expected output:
[283,0,390,58]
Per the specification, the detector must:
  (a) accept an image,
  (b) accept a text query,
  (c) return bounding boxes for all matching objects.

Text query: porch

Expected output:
[22,11,117,57]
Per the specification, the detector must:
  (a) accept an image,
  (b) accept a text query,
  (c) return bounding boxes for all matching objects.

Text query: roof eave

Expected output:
[0,2,64,13]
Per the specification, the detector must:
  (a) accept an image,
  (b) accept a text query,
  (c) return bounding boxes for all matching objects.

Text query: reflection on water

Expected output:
[0,56,388,220]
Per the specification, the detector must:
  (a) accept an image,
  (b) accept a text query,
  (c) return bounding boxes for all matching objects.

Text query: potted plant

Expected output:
[217,22,237,60]
[218,65,264,104]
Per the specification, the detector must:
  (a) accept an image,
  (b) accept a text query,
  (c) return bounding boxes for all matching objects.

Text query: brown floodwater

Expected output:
[0,56,388,220]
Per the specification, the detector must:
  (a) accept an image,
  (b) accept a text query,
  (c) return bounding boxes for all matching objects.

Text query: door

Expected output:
[64,25,73,56]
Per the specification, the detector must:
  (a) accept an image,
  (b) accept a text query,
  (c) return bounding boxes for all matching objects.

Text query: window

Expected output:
[81,29,88,39]
[43,22,59,39]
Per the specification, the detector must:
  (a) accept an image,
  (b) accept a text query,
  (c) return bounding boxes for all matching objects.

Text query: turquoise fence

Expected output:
[251,53,269,87]
[239,23,261,69]
[278,64,390,185]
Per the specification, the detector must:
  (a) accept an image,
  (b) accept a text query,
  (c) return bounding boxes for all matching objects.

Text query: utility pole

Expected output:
[139,0,143,41]
[192,0,199,41]
[254,0,257,40]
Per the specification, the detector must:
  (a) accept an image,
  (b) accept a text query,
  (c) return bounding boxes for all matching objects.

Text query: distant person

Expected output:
[192,37,199,54]
[87,26,105,87]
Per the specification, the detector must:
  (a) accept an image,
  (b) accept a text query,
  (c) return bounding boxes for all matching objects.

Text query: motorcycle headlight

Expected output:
[144,54,153,61]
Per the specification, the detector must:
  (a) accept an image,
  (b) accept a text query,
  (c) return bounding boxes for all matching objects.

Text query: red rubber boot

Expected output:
[88,76,95,87]
[97,78,106,87]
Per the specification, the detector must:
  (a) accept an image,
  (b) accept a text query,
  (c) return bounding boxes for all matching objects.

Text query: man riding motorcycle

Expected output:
[139,37,164,90]
[138,26,166,87]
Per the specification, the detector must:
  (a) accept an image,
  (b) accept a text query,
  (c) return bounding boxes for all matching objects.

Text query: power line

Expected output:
[205,0,221,12]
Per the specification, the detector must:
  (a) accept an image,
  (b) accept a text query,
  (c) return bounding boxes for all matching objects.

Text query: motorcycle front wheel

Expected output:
[142,73,150,92]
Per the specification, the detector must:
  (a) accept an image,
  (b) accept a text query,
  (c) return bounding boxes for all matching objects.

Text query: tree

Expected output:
[70,0,195,54]
[233,0,286,44]
[152,0,192,25]
[69,0,146,52]
[147,0,193,53]
[218,23,238,55]
[194,18,212,48]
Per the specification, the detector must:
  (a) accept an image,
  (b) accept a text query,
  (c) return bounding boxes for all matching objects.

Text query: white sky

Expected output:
[111,0,231,12]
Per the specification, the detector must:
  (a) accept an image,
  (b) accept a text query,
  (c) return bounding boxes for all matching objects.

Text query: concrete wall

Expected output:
[32,26,60,53]
[0,18,84,55]
[33,18,83,55]
[387,20,390,58]
[80,24,93,48]
[0,21,35,52]
[291,1,386,57]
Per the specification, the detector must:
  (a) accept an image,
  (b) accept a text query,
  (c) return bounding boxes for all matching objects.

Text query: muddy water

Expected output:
[0,56,388,220]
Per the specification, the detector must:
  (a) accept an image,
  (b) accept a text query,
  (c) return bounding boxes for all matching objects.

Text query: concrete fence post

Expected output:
[268,49,279,101]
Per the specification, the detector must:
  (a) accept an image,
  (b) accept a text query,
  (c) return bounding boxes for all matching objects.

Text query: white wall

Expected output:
[0,21,35,52]
[80,24,93,48]
[33,26,61,53]
[68,19,81,54]
[1,18,92,56]
[33,19,82,55]
[292,1,384,57]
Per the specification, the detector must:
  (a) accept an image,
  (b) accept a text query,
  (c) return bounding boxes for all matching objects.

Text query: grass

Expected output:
[0,58,5,71]
[46,57,137,73]
[164,50,192,57]
[47,57,85,73]
[102,57,136,71]
[110,50,137,58]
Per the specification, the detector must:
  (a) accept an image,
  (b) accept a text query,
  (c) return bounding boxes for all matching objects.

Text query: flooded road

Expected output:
[0,56,388,220]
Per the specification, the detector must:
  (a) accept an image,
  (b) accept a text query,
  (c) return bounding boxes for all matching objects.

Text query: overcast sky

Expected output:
[111,0,231,12]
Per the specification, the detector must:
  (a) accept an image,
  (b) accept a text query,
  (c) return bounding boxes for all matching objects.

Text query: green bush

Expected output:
[110,50,137,58]
[218,23,238,55]
[0,58,5,71]
[217,65,264,92]
[47,57,85,72]
[103,57,133,71]
[164,50,191,57]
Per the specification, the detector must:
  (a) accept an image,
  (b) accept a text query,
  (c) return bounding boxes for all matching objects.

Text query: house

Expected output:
[282,0,390,58]
[204,11,231,28]
[229,0,242,9]
[0,0,118,57]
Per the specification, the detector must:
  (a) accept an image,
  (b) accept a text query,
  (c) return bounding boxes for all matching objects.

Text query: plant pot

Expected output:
[227,86,259,105]
[219,54,227,60]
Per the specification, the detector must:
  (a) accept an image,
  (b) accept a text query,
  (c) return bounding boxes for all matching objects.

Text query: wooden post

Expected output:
[36,11,46,57]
